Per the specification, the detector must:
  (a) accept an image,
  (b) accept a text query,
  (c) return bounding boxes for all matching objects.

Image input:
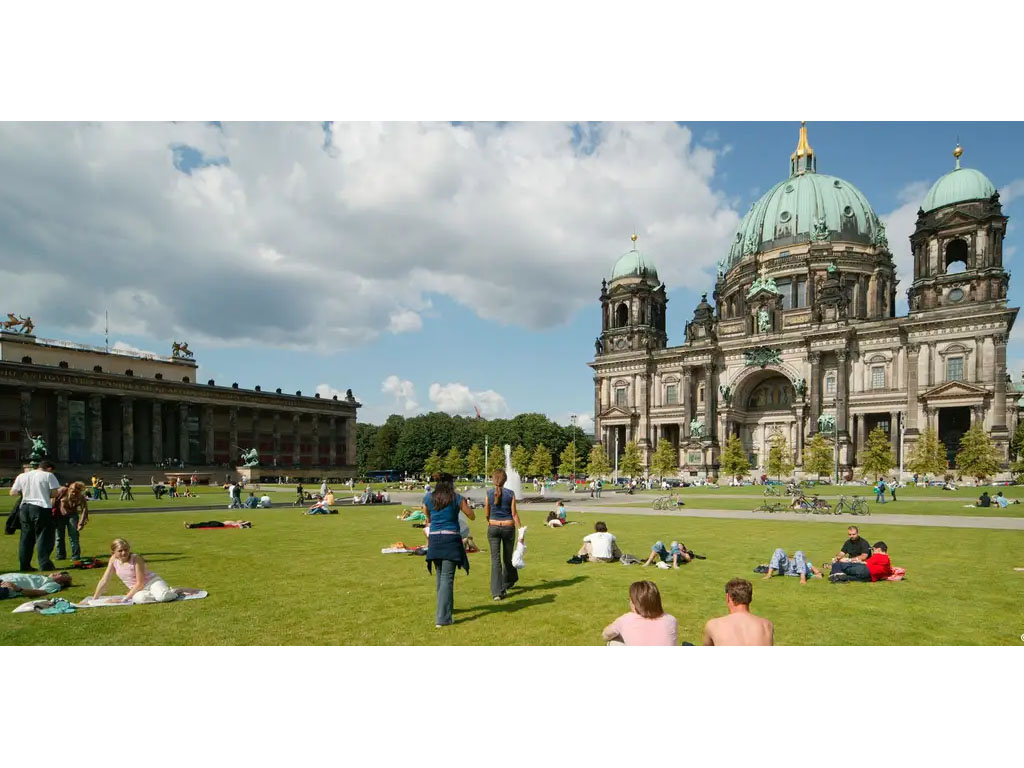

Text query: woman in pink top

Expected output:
[92,538,182,604]
[602,581,678,646]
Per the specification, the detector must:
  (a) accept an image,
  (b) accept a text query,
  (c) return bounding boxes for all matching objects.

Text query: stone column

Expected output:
[837,349,850,437]
[794,406,805,465]
[993,333,1008,432]
[19,389,32,459]
[178,403,189,464]
[311,415,320,465]
[809,352,822,434]
[292,413,302,464]
[974,336,985,383]
[926,342,935,387]
[201,405,214,464]
[56,392,70,462]
[855,413,866,462]
[682,367,693,440]
[152,401,163,464]
[889,411,899,461]
[704,363,716,442]
[228,406,239,463]
[250,409,260,452]
[906,344,920,434]
[345,415,356,466]
[121,397,135,465]
[272,413,281,465]
[329,417,338,465]
[88,394,103,463]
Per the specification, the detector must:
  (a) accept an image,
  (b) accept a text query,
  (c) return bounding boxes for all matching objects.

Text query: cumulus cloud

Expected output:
[428,382,508,418]
[1000,178,1024,207]
[880,181,930,315]
[111,340,157,357]
[315,383,352,401]
[0,122,739,351]
[382,375,419,413]
[557,411,595,433]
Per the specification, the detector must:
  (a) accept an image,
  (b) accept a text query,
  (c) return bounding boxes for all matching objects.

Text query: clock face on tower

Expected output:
[948,287,965,303]
[615,338,626,350]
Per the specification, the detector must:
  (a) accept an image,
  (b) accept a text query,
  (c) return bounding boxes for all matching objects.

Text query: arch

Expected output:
[945,239,969,274]
[727,362,803,410]
[615,302,629,327]
[746,374,796,410]
[21,356,32,364]
[866,354,888,364]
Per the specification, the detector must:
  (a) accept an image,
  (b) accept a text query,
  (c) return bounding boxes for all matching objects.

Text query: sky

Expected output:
[1,121,1023,431]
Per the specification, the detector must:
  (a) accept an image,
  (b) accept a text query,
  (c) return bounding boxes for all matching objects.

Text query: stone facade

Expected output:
[591,129,1020,479]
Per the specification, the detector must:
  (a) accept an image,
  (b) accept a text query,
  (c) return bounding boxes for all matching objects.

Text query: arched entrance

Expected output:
[727,368,801,473]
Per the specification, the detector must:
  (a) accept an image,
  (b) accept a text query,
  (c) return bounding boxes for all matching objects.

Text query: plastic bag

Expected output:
[512,526,527,569]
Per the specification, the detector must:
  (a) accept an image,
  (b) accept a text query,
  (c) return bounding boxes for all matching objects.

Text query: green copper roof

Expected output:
[921,167,996,213]
[610,247,659,283]
[725,172,882,269]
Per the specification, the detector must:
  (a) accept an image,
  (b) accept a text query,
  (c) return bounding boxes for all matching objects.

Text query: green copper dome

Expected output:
[921,167,996,213]
[610,240,659,283]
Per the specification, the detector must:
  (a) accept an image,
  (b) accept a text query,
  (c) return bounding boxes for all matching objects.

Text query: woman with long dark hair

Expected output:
[485,469,521,600]
[423,473,475,627]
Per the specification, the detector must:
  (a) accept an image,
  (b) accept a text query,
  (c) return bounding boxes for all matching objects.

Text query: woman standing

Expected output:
[423,473,475,627]
[53,481,89,562]
[485,469,521,601]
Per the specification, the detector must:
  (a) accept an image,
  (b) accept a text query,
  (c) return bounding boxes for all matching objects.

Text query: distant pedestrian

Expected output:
[874,478,887,504]
[889,480,897,502]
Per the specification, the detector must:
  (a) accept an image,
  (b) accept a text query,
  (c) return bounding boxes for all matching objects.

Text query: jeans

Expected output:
[434,559,457,626]
[55,513,81,560]
[18,503,55,571]
[843,563,872,582]
[487,525,519,597]
[769,547,813,577]
[875,491,886,503]
[830,560,865,576]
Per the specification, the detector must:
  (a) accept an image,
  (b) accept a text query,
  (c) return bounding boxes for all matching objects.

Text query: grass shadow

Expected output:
[453,594,556,623]
[506,575,588,595]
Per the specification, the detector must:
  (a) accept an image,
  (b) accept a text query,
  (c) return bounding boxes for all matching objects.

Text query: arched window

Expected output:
[615,303,629,327]
[945,239,969,274]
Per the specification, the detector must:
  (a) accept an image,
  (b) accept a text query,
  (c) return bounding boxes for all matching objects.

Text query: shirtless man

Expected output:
[702,578,774,646]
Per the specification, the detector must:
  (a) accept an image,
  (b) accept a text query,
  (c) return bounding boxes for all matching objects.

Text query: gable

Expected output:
[920,380,989,400]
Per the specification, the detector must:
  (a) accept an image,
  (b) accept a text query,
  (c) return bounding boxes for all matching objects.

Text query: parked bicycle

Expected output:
[652,494,683,510]
[754,500,785,514]
[833,495,870,516]
[792,494,832,513]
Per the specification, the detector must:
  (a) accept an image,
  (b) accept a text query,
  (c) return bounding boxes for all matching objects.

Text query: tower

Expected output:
[598,234,668,354]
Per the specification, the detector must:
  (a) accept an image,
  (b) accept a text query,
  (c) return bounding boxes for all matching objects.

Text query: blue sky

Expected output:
[1,122,1022,430]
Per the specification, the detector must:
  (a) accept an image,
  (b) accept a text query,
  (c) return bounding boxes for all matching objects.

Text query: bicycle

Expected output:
[754,501,784,514]
[652,495,682,510]
[833,495,870,516]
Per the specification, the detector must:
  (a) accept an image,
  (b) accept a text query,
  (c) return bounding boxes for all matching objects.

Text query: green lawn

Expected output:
[612,496,1024,517]
[2,503,1021,645]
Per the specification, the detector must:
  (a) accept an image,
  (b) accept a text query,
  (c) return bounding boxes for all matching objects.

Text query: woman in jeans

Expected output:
[53,481,89,561]
[485,469,522,601]
[423,473,475,627]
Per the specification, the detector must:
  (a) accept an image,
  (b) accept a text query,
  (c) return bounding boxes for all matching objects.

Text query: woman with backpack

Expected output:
[423,473,475,628]
[485,469,521,601]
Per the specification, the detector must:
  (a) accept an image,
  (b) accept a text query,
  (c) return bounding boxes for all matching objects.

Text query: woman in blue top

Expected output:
[423,473,475,628]
[485,469,522,600]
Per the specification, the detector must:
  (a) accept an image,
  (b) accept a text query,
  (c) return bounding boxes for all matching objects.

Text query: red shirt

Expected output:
[865,552,892,582]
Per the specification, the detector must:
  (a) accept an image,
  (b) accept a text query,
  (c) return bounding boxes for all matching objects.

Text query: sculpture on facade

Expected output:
[719,385,733,405]
[594,336,603,355]
[25,432,48,465]
[793,377,807,399]
[744,346,782,368]
[689,419,706,440]
[346,389,355,400]
[743,230,759,255]
[172,341,194,359]
[812,215,830,241]
[746,267,780,299]
[817,413,836,433]
[2,314,34,334]
[873,219,889,249]
[237,447,260,467]
[757,308,771,333]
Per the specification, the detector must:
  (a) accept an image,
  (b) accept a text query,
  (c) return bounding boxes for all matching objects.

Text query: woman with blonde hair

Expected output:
[53,481,89,562]
[602,581,678,646]
[92,538,184,604]
[485,468,521,601]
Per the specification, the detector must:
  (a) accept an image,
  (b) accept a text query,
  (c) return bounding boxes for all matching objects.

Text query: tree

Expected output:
[443,446,465,477]
[528,443,553,479]
[1011,419,1024,462]
[619,441,643,479]
[586,443,612,478]
[719,435,751,481]
[649,439,678,480]
[486,444,505,476]
[766,433,795,481]
[905,427,946,479]
[804,432,834,481]
[859,426,896,480]
[558,441,585,478]
[511,444,531,476]
[955,423,1001,482]
[355,422,379,476]
[423,449,442,477]
[465,444,484,478]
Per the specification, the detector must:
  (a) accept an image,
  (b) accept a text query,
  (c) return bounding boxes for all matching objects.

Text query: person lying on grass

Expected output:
[184,520,252,529]
[92,538,197,604]
[0,571,71,599]
[398,508,427,522]
[642,540,694,568]
[601,580,678,646]
[575,521,622,563]
[762,548,823,583]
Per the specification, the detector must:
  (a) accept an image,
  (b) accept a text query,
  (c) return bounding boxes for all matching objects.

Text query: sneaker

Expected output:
[829,573,849,583]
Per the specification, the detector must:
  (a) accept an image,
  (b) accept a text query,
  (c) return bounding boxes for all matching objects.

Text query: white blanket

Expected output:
[74,590,208,608]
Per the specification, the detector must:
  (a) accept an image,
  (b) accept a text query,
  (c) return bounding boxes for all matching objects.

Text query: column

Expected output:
[974,336,985,382]
[682,367,693,440]
[178,403,189,464]
[121,397,134,464]
[88,394,103,463]
[311,415,320,465]
[926,342,935,387]
[855,413,865,462]
[993,333,1008,432]
[794,406,805,464]
[704,363,716,441]
[906,344,920,434]
[272,413,281,465]
[837,349,850,438]
[201,405,214,464]
[345,415,356,466]
[329,417,338,465]
[250,408,260,451]
[809,352,822,434]
[19,389,32,459]
[56,391,70,462]
[292,413,302,464]
[228,406,239,463]
[889,411,899,461]
[152,401,163,464]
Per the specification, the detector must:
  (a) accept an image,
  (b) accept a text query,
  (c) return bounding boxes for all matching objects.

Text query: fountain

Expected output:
[503,443,522,500]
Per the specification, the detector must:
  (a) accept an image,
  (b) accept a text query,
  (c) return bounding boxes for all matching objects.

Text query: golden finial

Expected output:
[790,121,815,175]
[631,233,638,243]
[953,140,963,169]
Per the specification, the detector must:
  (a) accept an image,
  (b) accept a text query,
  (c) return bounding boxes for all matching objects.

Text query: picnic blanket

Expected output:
[885,567,907,581]
[73,590,208,608]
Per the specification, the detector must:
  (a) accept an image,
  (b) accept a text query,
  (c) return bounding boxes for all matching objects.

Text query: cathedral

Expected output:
[590,123,1019,479]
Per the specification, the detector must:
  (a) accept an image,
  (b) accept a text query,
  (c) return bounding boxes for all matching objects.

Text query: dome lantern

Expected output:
[789,121,816,177]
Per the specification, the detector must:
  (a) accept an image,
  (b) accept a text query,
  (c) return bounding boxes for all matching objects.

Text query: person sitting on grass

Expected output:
[977,491,992,508]
[0,571,72,599]
[575,521,622,563]
[829,541,893,583]
[762,548,823,584]
[702,578,774,646]
[244,492,260,509]
[184,520,252,529]
[828,526,872,577]
[307,492,335,514]
[546,501,573,527]
[259,494,272,508]
[399,507,427,522]
[601,580,678,646]
[92,538,194,604]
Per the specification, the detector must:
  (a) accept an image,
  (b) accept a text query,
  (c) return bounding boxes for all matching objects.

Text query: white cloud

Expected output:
[0,122,738,350]
[556,411,595,433]
[381,375,419,413]
[428,382,508,418]
[880,180,930,315]
[1000,178,1024,206]
[315,383,352,401]
[111,340,156,357]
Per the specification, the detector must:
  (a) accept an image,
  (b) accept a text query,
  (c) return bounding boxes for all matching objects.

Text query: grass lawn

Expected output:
[2,502,1022,645]
[612,496,1024,517]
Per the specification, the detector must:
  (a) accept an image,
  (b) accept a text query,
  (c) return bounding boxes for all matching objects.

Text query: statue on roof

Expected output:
[2,314,34,334]
[594,336,604,356]
[873,219,889,249]
[172,341,194,359]
[812,215,830,241]
[236,447,260,467]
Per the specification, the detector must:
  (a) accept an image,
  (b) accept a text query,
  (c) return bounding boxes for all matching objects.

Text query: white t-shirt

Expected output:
[11,470,59,508]
[583,531,617,559]
[259,495,272,508]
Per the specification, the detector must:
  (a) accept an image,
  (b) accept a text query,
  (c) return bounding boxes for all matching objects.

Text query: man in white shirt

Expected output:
[576,521,622,562]
[259,494,272,508]
[9,460,60,571]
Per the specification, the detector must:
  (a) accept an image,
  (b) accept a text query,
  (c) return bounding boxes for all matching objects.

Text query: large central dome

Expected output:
[725,124,884,270]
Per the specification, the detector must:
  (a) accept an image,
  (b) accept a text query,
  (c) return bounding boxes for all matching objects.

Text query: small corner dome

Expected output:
[921,167,997,213]
[610,237,659,284]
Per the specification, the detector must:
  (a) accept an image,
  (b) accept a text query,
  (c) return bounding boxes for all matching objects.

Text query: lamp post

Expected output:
[570,414,577,487]
[898,412,904,483]
[833,399,840,485]
[484,435,488,482]
[614,429,619,483]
